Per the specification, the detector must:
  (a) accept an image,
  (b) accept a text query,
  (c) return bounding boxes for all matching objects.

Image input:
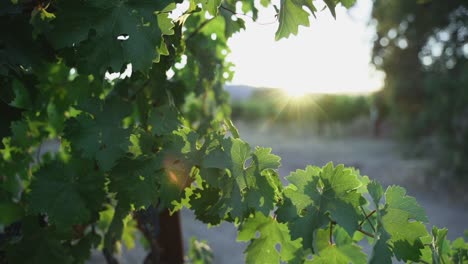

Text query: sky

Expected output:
[226,0,385,95]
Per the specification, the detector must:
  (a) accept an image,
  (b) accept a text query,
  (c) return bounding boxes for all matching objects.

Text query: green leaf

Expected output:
[0,201,23,226]
[9,79,31,109]
[30,6,56,38]
[309,243,366,264]
[28,159,106,232]
[69,232,101,263]
[225,119,240,139]
[429,226,451,264]
[367,180,383,206]
[196,0,222,16]
[220,5,246,39]
[276,0,311,40]
[323,0,337,18]
[108,156,162,208]
[48,0,176,74]
[103,203,131,252]
[276,163,365,250]
[311,226,366,264]
[385,186,428,222]
[199,138,282,221]
[190,185,227,225]
[340,0,356,8]
[64,97,132,171]
[237,212,302,264]
[187,237,214,264]
[368,227,393,264]
[381,186,429,262]
[148,104,181,136]
[5,216,74,264]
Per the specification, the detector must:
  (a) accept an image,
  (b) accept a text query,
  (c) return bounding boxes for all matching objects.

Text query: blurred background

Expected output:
[179,0,468,263]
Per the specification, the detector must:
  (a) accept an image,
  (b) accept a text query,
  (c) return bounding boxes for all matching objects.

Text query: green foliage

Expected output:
[238,212,302,263]
[1,1,467,263]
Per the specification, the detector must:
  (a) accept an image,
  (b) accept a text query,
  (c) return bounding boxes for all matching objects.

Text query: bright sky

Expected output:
[226,0,384,95]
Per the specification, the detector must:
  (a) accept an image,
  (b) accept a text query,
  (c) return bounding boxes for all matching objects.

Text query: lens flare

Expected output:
[163,155,190,190]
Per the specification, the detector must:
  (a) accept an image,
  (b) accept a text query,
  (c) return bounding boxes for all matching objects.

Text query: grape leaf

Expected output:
[190,185,227,225]
[220,3,246,39]
[368,181,393,264]
[237,212,302,264]
[340,0,356,8]
[187,237,214,264]
[148,104,181,136]
[103,203,131,252]
[368,227,393,264]
[381,186,429,262]
[108,156,162,209]
[5,217,73,264]
[0,15,48,73]
[367,180,384,206]
[48,0,176,74]
[309,243,366,264]
[311,226,366,264]
[276,163,365,250]
[64,97,132,171]
[200,138,281,221]
[9,79,31,109]
[28,159,106,232]
[0,201,23,226]
[429,226,451,264]
[323,0,337,18]
[276,0,312,40]
[69,232,101,264]
[196,0,222,16]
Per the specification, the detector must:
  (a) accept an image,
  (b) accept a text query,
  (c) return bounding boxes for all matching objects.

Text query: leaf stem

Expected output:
[359,207,376,232]
[329,221,334,245]
[357,228,375,238]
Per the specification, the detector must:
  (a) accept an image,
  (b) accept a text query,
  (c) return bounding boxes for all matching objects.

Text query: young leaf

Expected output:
[237,212,302,264]
[200,138,281,221]
[276,0,311,40]
[276,163,365,250]
[381,186,429,262]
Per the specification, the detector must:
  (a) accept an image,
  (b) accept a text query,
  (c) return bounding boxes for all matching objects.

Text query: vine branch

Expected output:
[357,229,375,238]
[359,207,376,232]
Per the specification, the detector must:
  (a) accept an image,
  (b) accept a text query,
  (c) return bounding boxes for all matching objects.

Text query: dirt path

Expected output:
[179,122,468,264]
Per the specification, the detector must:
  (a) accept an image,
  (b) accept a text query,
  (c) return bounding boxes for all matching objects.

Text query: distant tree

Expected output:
[372,0,468,176]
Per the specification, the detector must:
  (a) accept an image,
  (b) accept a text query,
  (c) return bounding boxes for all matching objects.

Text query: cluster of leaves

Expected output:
[1,0,467,263]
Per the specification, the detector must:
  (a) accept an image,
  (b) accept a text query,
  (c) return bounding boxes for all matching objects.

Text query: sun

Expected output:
[283,87,309,98]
